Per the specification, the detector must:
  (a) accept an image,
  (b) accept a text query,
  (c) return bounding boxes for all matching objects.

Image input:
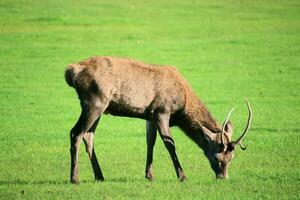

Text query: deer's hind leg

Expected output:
[70,96,108,184]
[83,117,104,181]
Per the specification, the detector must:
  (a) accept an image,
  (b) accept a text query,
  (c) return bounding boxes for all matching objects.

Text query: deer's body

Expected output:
[65,56,252,183]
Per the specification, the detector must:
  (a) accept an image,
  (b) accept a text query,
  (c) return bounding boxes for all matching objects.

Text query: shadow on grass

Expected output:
[107,177,156,183]
[0,177,177,186]
[106,177,187,184]
[0,179,69,186]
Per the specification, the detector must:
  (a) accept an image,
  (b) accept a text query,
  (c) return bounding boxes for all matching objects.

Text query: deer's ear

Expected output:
[200,125,216,142]
[225,121,233,140]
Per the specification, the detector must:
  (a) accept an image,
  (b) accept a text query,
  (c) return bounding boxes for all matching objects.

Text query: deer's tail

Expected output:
[65,64,81,88]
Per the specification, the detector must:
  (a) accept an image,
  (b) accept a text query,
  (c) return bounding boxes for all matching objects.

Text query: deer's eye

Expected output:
[217,143,225,153]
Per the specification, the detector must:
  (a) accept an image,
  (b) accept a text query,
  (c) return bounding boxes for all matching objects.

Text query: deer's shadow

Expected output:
[0,177,162,186]
[0,179,69,186]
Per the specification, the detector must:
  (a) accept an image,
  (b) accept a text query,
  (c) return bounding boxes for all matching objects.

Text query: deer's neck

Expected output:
[177,91,220,150]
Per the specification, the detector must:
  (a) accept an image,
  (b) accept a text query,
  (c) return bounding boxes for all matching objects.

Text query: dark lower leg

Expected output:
[83,130,104,181]
[162,136,186,181]
[145,150,154,180]
[70,132,83,184]
[69,104,103,184]
[90,149,104,181]
[145,120,157,180]
[155,113,186,181]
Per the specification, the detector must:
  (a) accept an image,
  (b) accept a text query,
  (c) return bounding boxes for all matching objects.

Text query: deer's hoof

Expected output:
[95,176,105,182]
[179,174,187,182]
[70,179,79,184]
[145,173,154,181]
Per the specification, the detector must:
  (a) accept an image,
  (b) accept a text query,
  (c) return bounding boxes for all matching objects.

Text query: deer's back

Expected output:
[73,56,187,119]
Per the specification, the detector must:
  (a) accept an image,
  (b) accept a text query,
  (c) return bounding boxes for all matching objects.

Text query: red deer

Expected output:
[65,56,252,183]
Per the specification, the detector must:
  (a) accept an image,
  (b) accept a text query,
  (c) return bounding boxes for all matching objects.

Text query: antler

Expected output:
[239,142,247,150]
[221,107,235,145]
[234,98,252,149]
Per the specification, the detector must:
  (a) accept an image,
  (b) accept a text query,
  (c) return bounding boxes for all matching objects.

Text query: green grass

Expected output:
[0,0,299,199]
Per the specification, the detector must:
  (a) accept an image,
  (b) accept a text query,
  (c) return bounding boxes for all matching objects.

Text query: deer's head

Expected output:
[201,99,252,179]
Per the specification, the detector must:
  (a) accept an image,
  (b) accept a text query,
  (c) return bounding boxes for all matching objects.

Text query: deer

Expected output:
[65,56,252,184]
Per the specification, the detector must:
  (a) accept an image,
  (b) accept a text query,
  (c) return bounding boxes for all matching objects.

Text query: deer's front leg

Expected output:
[145,120,157,181]
[155,112,186,181]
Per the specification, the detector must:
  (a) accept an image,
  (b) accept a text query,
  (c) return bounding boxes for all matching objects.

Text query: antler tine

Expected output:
[239,142,247,150]
[221,107,235,145]
[235,98,252,146]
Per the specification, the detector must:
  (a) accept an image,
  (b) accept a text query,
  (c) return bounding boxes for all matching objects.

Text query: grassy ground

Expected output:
[0,0,299,199]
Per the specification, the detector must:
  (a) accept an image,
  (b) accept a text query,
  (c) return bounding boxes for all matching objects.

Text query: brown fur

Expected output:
[66,56,220,132]
[65,56,239,183]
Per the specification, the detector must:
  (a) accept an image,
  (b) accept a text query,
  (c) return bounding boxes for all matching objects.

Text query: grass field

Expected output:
[0,0,299,199]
